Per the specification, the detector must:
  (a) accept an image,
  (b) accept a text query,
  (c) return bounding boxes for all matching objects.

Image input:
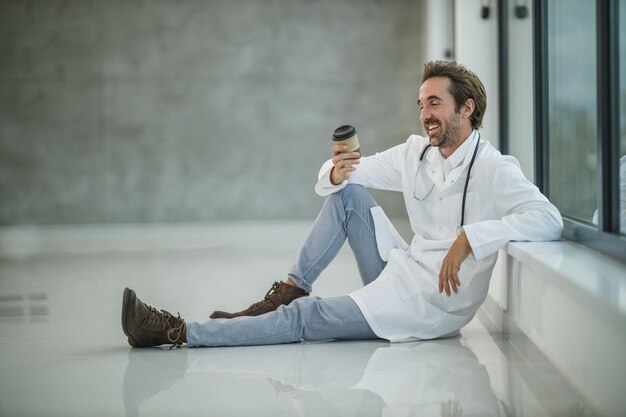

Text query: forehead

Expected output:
[418,76,453,103]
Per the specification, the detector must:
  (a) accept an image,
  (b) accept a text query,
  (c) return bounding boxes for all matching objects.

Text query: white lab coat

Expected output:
[315,131,563,342]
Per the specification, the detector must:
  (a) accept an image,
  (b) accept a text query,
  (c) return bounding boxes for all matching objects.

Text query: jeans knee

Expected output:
[278,298,309,338]
[336,184,377,212]
[287,297,322,337]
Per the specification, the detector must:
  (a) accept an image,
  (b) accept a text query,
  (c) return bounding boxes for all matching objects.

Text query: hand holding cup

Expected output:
[330,125,361,185]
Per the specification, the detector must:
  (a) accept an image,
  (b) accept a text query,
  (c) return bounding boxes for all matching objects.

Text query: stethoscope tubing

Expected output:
[418,133,481,231]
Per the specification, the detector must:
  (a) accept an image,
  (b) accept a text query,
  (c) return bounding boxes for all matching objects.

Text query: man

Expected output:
[121,60,563,349]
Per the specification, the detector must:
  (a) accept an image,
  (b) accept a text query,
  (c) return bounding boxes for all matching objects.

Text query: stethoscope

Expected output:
[414,132,481,235]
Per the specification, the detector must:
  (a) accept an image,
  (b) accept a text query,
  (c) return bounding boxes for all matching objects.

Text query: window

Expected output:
[533,0,626,261]
[546,0,597,225]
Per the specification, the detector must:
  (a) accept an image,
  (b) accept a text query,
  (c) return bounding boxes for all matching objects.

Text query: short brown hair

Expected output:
[422,61,487,130]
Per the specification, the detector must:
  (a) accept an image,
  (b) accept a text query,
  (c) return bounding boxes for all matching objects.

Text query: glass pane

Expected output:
[620,0,626,235]
[547,0,598,224]
[508,0,534,181]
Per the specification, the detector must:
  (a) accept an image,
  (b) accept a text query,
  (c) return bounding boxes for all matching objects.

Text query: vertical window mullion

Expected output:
[533,0,548,193]
[596,0,620,233]
[498,0,509,155]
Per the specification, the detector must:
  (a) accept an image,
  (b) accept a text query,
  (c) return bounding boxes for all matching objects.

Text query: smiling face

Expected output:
[418,76,474,157]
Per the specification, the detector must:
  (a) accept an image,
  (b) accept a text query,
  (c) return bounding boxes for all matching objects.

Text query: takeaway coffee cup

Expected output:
[332,125,360,156]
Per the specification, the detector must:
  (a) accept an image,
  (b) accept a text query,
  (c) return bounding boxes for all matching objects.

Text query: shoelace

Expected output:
[247,281,281,309]
[144,306,185,350]
[166,313,185,350]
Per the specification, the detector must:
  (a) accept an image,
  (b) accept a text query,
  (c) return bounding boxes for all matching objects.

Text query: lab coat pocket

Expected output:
[370,206,409,261]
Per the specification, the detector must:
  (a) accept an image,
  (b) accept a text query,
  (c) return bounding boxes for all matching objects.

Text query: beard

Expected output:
[425,111,462,149]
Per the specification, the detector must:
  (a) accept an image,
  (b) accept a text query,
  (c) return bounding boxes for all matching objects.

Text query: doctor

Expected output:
[121,60,563,348]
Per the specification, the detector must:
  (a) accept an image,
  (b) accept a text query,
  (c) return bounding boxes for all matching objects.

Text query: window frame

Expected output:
[531,0,626,263]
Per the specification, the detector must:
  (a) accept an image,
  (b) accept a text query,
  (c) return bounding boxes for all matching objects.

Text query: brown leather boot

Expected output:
[122,287,186,349]
[210,281,309,319]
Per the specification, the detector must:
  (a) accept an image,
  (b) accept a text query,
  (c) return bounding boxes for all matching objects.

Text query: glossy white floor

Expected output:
[0,222,600,416]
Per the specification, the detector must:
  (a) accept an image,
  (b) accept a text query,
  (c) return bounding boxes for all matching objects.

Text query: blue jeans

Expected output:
[186,185,386,347]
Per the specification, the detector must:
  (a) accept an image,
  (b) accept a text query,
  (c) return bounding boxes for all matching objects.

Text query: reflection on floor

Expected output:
[0,223,601,416]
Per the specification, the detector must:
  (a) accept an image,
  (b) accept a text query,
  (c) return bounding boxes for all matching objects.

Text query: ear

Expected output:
[461,98,475,120]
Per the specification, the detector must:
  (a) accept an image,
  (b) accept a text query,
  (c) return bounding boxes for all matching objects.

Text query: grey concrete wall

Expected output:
[0,0,424,225]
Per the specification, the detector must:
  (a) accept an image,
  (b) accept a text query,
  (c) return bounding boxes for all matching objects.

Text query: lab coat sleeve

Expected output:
[463,156,563,260]
[315,143,406,196]
[315,159,348,196]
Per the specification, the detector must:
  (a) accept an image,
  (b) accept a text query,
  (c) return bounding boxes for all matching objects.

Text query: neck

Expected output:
[439,126,474,159]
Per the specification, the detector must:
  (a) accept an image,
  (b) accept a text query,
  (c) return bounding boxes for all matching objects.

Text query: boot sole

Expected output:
[121,287,138,347]
[209,293,310,320]
[209,311,234,319]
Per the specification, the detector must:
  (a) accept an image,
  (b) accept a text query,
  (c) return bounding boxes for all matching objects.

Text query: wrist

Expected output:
[330,167,341,185]
[460,229,472,253]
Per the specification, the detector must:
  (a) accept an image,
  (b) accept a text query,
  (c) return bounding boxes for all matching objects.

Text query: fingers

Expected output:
[334,158,360,172]
[439,274,452,297]
[333,158,359,184]
[332,143,346,157]
[332,144,360,159]
[450,272,459,294]
[438,261,461,297]
[331,144,361,183]
[439,236,470,297]
[332,149,361,164]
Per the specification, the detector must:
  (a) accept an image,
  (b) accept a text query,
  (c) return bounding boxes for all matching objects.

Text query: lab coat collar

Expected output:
[445,130,478,170]
[425,130,479,190]
[423,142,444,189]
[424,129,478,166]
[445,130,480,188]
[422,130,479,190]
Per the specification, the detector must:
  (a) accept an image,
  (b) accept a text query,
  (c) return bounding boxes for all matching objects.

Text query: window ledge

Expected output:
[506,240,626,318]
